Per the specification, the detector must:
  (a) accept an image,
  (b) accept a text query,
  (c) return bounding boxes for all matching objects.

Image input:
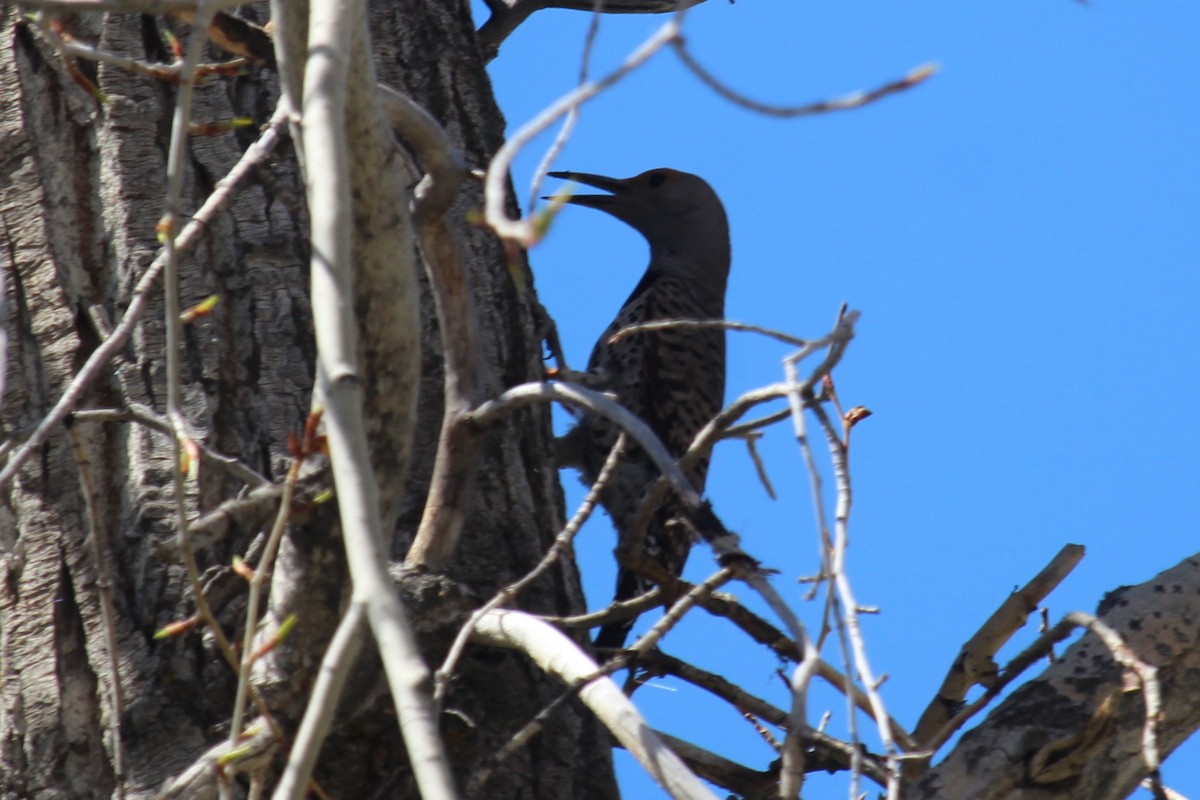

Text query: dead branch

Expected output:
[913,543,1087,746]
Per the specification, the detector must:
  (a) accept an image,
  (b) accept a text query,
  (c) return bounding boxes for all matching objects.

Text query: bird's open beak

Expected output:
[545,171,627,209]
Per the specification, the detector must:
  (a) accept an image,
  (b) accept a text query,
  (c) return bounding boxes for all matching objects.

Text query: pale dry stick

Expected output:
[710,316,854,441]
[676,310,860,488]
[295,0,456,796]
[273,602,368,800]
[433,434,628,705]
[228,446,306,749]
[824,587,866,800]
[813,397,893,789]
[626,567,734,655]
[911,543,1086,746]
[623,566,916,751]
[608,318,808,348]
[560,564,915,751]
[465,657,631,799]
[789,344,902,798]
[916,597,1167,775]
[161,0,214,441]
[721,408,791,440]
[773,314,847,799]
[525,0,604,214]
[484,5,691,243]
[672,37,937,119]
[397,82,483,571]
[739,430,777,499]
[65,424,126,799]
[468,380,700,507]
[0,104,290,490]
[72,406,269,487]
[739,570,821,800]
[31,16,246,83]
[472,609,719,800]
[635,647,790,726]
[157,16,238,800]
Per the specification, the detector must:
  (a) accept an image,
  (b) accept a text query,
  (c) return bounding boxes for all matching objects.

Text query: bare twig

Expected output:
[273,603,368,800]
[159,723,277,800]
[72,405,269,487]
[633,310,861,535]
[468,380,700,507]
[552,585,664,630]
[484,9,689,244]
[31,16,247,83]
[433,434,627,704]
[525,0,604,213]
[740,570,820,798]
[647,730,779,800]
[636,648,789,726]
[608,318,808,348]
[154,18,249,800]
[672,38,937,118]
[626,567,734,655]
[393,78,484,571]
[229,416,321,752]
[921,615,1090,755]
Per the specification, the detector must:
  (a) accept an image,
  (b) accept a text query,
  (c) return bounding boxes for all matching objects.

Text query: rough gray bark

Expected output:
[913,554,1200,800]
[0,2,613,798]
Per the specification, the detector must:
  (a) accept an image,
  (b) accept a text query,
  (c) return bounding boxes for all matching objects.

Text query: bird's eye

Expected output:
[647,171,667,188]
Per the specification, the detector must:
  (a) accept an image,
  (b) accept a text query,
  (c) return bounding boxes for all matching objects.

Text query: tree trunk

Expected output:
[0,2,615,798]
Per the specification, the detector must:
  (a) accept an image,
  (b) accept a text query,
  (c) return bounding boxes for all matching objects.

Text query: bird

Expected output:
[549,168,731,649]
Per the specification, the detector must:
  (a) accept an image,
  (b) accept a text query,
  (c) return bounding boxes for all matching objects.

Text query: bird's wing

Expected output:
[588,270,725,491]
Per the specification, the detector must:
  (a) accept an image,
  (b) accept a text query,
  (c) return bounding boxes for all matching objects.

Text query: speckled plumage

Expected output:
[551,168,731,648]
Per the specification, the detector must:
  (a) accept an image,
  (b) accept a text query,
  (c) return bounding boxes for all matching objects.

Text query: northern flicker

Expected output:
[551,168,731,649]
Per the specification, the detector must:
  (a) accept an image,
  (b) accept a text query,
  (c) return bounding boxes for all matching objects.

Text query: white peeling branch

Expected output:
[283,0,456,796]
[471,609,719,800]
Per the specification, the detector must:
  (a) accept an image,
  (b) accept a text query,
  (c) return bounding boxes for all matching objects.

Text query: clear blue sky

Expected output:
[482,2,1200,797]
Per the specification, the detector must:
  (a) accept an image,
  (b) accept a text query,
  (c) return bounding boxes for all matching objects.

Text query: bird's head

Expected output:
[547,168,730,265]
